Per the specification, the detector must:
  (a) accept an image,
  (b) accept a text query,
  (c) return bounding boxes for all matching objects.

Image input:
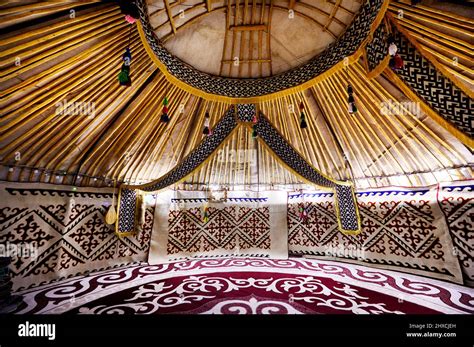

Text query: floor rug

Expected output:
[13,258,473,315]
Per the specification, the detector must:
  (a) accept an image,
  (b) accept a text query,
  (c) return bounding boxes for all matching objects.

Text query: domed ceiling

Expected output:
[136,0,386,101]
[146,0,362,78]
[0,0,472,189]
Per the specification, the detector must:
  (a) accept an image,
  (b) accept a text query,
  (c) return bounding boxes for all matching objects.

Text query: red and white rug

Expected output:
[13,258,474,315]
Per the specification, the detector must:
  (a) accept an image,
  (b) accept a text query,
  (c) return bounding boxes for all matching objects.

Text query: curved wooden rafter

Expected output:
[136,0,389,101]
[149,1,358,38]
[116,105,360,236]
[0,0,472,191]
[368,14,474,148]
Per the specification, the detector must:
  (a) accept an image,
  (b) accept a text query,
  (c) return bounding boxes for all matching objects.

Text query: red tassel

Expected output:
[394,54,404,69]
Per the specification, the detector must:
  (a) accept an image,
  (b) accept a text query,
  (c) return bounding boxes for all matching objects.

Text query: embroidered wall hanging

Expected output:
[148,190,288,263]
[0,182,155,291]
[288,184,465,284]
[438,181,474,286]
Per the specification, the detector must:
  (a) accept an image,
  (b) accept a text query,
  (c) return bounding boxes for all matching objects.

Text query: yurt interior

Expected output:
[0,0,473,342]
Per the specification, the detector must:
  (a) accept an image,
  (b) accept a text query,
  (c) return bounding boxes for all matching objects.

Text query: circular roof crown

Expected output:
[137,0,388,102]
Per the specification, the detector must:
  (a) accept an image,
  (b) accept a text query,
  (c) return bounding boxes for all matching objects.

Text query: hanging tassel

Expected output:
[299,101,307,129]
[389,54,404,70]
[252,124,258,138]
[160,113,169,122]
[118,46,132,87]
[393,54,404,70]
[203,204,209,223]
[105,180,117,225]
[118,64,131,86]
[161,97,170,123]
[388,42,398,56]
[123,48,132,67]
[203,112,210,136]
[347,85,357,114]
[252,113,258,138]
[348,102,358,114]
[118,22,133,87]
[300,113,307,129]
[299,204,308,224]
[387,35,404,71]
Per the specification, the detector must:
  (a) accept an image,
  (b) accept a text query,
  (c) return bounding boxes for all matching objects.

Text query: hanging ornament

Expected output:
[299,101,307,129]
[300,114,307,129]
[299,204,308,224]
[347,85,357,114]
[161,96,169,122]
[118,64,131,86]
[348,102,358,114]
[118,47,132,86]
[118,34,132,87]
[252,113,258,138]
[203,112,211,136]
[252,124,258,138]
[387,35,404,71]
[123,47,132,63]
[388,42,398,56]
[390,54,404,70]
[105,182,118,225]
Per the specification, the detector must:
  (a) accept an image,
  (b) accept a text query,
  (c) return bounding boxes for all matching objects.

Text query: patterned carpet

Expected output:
[13,258,474,315]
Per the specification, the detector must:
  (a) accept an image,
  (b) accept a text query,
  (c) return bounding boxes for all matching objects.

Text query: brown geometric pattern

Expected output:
[0,183,155,291]
[148,190,288,263]
[288,185,463,284]
[168,206,270,255]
